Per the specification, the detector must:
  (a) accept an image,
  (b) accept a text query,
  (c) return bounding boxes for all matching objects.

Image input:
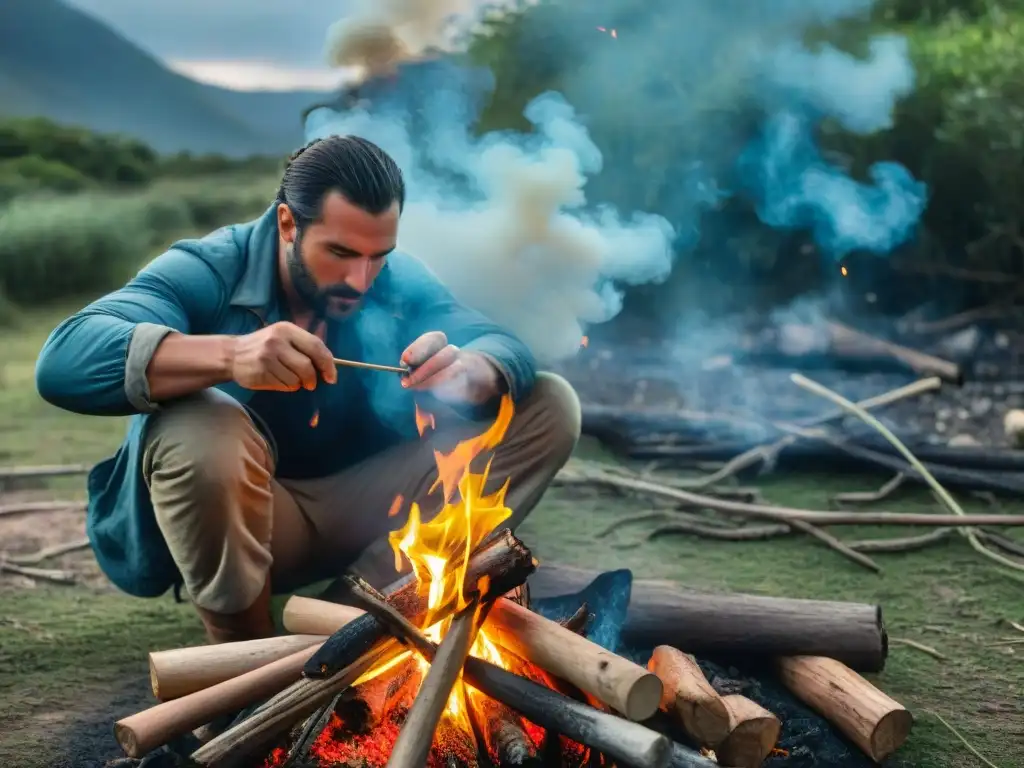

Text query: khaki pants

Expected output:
[142,374,581,613]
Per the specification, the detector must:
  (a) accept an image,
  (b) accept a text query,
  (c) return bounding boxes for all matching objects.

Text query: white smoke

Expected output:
[325,0,520,78]
[311,0,928,366]
[307,92,677,364]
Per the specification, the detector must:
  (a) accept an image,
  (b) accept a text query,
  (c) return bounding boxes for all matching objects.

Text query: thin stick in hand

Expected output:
[333,357,409,374]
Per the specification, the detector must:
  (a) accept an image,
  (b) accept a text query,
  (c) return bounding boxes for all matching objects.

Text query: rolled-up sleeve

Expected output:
[35,249,227,416]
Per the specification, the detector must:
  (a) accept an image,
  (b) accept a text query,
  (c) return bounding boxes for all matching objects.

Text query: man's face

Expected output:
[278,191,399,319]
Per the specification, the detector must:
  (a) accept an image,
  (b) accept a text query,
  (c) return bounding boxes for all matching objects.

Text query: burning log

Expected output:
[190,533,534,766]
[467,689,540,766]
[715,695,781,768]
[190,640,404,766]
[386,600,485,768]
[149,635,328,701]
[347,574,682,768]
[776,655,912,762]
[647,646,730,747]
[486,596,663,721]
[528,563,888,672]
[304,529,535,680]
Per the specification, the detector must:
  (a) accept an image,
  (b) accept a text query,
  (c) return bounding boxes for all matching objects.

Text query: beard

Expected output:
[286,238,364,322]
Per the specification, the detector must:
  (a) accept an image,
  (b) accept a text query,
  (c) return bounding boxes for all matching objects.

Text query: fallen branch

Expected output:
[558,465,1024,527]
[0,464,91,481]
[791,373,1024,574]
[0,500,86,517]
[5,537,90,565]
[644,522,790,543]
[783,519,882,573]
[580,377,942,491]
[832,474,907,506]
[0,559,77,584]
[598,511,735,539]
[845,529,955,554]
[888,638,947,661]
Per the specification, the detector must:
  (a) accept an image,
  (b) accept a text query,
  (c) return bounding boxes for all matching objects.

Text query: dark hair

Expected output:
[276,135,405,227]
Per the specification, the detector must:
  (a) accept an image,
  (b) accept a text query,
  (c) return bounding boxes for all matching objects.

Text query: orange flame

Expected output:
[414,404,436,436]
[840,265,848,277]
[382,394,518,729]
[309,410,320,428]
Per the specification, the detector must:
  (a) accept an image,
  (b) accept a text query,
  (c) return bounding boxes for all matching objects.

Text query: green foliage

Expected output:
[467,1,1024,309]
[0,117,157,188]
[157,151,284,179]
[0,177,275,306]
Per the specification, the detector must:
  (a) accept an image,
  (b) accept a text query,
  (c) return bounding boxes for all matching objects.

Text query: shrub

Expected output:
[0,155,94,197]
[0,194,152,304]
[0,177,276,305]
[0,117,158,188]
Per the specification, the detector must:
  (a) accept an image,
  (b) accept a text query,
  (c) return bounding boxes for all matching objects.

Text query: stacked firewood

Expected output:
[110,544,912,768]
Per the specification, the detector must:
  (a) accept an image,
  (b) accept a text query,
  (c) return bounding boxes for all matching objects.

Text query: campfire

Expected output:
[111,394,915,768]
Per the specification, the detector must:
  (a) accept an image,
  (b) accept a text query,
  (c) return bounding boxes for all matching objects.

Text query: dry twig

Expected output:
[844,529,955,553]
[888,638,947,661]
[0,500,86,518]
[557,464,1024,528]
[928,711,1001,768]
[791,373,1024,574]
[6,537,90,565]
[643,522,791,543]
[0,559,77,584]
[831,474,907,506]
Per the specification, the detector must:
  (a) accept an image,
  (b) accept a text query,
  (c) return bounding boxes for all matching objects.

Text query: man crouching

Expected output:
[35,136,580,643]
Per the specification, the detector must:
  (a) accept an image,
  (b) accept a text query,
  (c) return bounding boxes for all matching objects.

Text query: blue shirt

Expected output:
[34,205,536,598]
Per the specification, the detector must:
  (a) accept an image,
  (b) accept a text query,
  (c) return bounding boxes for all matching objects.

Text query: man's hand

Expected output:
[400,331,506,405]
[230,322,337,391]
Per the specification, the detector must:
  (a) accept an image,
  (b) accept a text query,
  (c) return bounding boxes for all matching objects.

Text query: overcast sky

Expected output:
[66,0,353,90]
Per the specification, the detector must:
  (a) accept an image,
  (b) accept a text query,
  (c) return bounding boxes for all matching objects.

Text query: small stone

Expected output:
[972,398,993,417]
[948,434,980,448]
[956,408,970,421]
[1003,410,1024,448]
[937,408,952,421]
[995,332,1010,349]
[935,422,947,433]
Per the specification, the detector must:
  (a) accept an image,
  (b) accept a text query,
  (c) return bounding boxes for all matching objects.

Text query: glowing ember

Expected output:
[580,335,589,349]
[840,265,848,277]
[309,409,320,428]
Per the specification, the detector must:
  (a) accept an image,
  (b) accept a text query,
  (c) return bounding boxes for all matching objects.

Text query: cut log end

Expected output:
[777,655,912,762]
[112,723,139,759]
[872,708,914,762]
[625,672,665,722]
[716,695,780,768]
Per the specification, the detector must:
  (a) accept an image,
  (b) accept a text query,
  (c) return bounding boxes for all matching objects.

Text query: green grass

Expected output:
[1,305,1023,767]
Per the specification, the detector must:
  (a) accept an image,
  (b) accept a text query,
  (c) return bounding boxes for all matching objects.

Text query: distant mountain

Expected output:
[0,0,336,156]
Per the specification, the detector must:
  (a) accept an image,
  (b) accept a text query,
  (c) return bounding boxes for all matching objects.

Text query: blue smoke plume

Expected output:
[309,0,928,365]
